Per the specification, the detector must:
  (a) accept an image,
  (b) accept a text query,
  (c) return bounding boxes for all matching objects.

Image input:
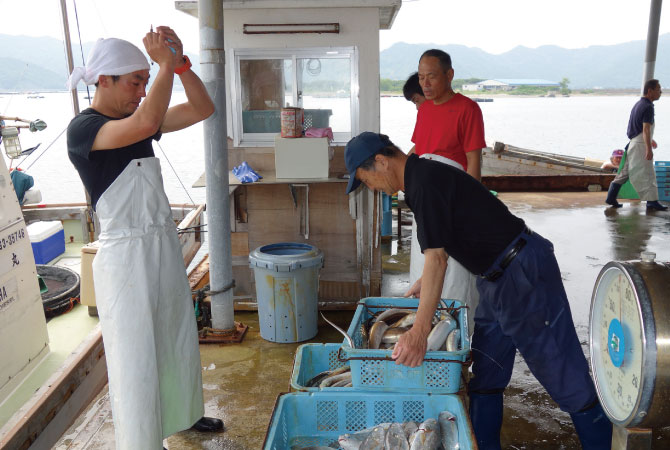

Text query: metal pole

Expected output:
[59,0,96,242]
[199,0,235,330]
[58,0,80,116]
[642,0,663,94]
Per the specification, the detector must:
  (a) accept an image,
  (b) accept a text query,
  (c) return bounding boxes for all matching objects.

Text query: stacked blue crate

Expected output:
[274,297,475,449]
[656,161,670,201]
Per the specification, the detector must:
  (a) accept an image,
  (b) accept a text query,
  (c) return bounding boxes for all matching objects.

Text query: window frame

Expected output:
[230,46,359,147]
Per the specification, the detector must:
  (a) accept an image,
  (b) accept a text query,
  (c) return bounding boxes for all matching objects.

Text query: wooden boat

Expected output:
[483,141,612,176]
[481,141,616,192]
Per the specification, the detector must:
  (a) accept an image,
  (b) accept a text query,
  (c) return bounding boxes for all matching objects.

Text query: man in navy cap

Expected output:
[344,132,612,450]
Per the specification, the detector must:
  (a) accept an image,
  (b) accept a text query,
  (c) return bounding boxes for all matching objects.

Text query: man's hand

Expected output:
[156,26,184,63]
[143,28,176,69]
[646,148,654,161]
[652,139,658,149]
[404,277,422,298]
[391,323,430,367]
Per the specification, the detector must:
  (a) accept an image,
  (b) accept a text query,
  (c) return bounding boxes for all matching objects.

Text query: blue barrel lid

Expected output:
[249,242,324,272]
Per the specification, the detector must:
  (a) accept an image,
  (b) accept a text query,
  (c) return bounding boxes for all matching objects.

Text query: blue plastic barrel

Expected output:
[249,243,324,343]
[381,193,392,237]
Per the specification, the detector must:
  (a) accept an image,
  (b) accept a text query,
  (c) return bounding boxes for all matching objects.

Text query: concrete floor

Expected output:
[56,192,670,449]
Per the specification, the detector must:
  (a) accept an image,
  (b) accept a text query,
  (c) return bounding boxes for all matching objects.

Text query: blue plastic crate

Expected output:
[263,391,475,449]
[341,297,470,393]
[291,343,351,392]
[659,187,670,201]
[655,160,670,167]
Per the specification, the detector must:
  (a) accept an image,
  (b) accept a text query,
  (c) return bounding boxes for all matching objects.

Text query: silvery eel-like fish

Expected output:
[320,312,355,348]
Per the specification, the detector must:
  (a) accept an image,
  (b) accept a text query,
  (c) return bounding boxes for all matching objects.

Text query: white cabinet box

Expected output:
[274,136,329,179]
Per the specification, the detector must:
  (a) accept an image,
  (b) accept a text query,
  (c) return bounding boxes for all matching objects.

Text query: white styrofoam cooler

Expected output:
[274,136,329,179]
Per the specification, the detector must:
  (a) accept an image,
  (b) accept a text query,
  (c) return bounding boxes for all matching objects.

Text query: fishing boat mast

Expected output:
[58,0,96,243]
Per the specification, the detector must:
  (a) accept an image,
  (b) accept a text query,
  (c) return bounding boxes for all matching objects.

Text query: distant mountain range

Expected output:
[381,35,670,89]
[2,33,670,90]
[0,34,199,91]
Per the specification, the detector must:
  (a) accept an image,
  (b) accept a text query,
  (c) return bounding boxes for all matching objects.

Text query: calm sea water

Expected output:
[1,92,666,204]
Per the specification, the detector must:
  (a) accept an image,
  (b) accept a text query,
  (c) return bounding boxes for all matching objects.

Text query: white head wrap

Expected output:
[66,38,150,90]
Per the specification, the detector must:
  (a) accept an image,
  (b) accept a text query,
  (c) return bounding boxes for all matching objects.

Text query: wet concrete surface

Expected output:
[58,192,670,449]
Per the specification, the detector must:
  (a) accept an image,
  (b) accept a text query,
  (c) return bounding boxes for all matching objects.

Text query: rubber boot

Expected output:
[469,391,503,450]
[569,401,612,450]
[646,200,668,211]
[605,182,623,208]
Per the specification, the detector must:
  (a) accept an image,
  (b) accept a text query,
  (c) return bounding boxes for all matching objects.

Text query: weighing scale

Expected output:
[590,252,670,449]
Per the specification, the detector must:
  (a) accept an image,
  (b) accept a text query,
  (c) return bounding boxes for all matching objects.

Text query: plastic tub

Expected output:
[263,391,475,449]
[291,343,351,392]
[249,242,323,343]
[341,297,470,393]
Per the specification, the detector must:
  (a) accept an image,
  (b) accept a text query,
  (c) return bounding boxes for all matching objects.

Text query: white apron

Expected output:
[93,157,204,449]
[409,153,479,334]
[628,124,659,201]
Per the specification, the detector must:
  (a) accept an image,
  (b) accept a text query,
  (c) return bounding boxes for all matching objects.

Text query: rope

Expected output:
[17,127,68,171]
[155,141,196,206]
[72,0,93,106]
[192,280,236,298]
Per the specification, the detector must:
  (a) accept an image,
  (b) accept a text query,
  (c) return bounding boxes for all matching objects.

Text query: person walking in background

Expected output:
[66,28,220,449]
[403,72,425,110]
[605,79,667,210]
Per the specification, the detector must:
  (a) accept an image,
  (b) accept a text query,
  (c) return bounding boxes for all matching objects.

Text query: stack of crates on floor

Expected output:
[656,161,670,201]
[264,297,475,449]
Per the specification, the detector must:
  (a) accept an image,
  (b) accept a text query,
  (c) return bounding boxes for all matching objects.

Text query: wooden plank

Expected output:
[0,329,107,450]
[482,174,615,192]
[232,232,249,256]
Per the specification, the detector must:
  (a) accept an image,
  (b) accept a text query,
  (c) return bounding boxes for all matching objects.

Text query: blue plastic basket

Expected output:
[263,391,475,449]
[340,297,470,393]
[659,187,670,201]
[654,160,670,167]
[291,343,351,392]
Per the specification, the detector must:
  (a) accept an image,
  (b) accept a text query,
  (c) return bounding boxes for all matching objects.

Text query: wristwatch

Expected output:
[175,55,192,75]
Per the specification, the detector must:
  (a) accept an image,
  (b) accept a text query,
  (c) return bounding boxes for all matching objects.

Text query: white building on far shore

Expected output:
[463,79,559,91]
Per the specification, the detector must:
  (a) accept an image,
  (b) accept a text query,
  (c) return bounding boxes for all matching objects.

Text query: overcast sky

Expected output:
[1,0,668,55]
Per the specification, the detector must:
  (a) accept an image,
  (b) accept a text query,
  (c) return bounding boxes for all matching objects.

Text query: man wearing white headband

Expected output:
[66,27,218,449]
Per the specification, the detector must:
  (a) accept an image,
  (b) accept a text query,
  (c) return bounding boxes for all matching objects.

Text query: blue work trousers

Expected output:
[469,230,597,413]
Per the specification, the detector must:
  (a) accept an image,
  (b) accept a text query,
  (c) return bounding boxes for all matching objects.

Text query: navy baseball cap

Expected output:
[345,132,393,194]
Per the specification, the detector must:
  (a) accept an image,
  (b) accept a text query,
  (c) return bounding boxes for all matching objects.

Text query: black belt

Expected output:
[482,226,532,282]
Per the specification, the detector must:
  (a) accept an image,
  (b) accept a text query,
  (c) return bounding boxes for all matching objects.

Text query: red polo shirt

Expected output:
[411,93,486,171]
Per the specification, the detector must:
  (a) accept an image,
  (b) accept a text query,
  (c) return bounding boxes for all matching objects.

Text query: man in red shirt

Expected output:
[412,49,486,180]
[406,49,486,335]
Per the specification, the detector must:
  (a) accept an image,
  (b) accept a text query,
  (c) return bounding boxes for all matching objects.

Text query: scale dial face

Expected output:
[590,264,646,425]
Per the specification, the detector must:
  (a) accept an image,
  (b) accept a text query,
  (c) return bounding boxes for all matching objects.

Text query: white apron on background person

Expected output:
[409,153,479,334]
[93,157,204,449]
[628,124,659,201]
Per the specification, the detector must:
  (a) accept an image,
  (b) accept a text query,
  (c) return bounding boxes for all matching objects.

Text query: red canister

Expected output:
[280,107,304,138]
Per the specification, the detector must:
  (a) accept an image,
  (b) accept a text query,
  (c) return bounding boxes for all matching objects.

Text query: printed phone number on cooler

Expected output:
[0,228,26,252]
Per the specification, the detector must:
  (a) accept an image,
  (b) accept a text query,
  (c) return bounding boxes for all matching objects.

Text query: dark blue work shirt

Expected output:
[67,108,160,209]
[627,97,654,139]
[403,154,525,274]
